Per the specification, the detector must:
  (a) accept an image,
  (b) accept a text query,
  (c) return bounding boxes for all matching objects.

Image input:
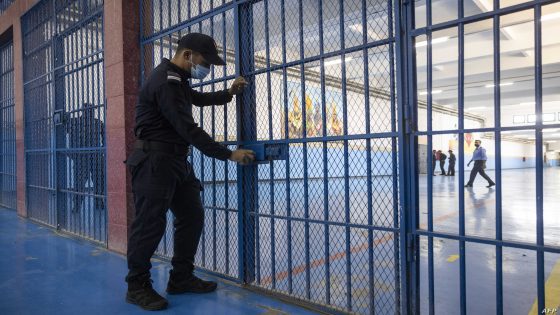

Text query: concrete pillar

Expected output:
[104,0,140,254]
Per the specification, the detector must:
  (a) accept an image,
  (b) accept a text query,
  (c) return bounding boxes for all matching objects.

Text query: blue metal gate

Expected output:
[407,0,560,314]
[22,0,107,244]
[141,0,406,313]
[0,40,17,210]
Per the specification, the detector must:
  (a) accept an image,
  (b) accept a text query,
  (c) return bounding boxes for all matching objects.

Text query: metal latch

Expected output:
[53,109,65,126]
[244,143,288,164]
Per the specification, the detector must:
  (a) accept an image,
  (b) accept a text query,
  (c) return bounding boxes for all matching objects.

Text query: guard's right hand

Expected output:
[229,149,256,165]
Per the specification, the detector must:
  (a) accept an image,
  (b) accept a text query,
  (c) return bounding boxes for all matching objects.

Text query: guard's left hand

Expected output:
[229,77,248,95]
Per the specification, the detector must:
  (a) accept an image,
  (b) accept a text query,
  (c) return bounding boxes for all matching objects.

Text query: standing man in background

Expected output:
[447,150,456,176]
[465,140,495,188]
[124,33,255,311]
[437,150,447,175]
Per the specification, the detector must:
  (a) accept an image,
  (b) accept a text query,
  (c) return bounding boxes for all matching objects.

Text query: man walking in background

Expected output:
[465,140,495,188]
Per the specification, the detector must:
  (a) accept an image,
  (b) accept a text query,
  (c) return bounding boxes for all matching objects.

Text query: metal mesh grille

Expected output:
[140,0,401,313]
[0,41,17,210]
[141,6,241,279]
[22,0,107,243]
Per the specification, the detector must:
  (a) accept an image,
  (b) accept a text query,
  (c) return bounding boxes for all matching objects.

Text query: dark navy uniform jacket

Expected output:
[134,58,233,161]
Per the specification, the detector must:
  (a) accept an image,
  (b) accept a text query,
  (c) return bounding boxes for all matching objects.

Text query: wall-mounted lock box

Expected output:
[244,143,288,164]
[53,109,65,126]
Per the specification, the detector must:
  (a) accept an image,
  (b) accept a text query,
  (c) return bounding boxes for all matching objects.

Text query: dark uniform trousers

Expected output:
[448,161,456,176]
[439,160,446,175]
[467,160,494,186]
[125,148,203,281]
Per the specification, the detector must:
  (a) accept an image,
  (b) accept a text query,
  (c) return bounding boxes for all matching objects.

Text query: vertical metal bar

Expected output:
[360,0,375,312]
[297,0,311,300]
[159,0,163,33]
[167,0,171,31]
[280,0,293,294]
[222,8,230,276]
[210,15,218,274]
[387,0,401,313]
[534,4,545,314]
[99,13,107,243]
[196,31,205,265]
[425,0,434,313]
[263,0,276,290]
[337,0,352,310]
[176,0,181,26]
[234,2,244,282]
[82,19,88,238]
[237,1,256,284]
[399,0,416,312]
[87,15,93,239]
[53,2,67,234]
[317,0,330,304]
[492,0,503,313]
[458,1,466,314]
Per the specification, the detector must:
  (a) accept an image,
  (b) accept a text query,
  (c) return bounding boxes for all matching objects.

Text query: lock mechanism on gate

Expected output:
[243,143,288,164]
[53,109,65,126]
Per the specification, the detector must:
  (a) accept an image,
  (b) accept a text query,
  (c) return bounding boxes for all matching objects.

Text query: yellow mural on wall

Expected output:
[284,82,343,138]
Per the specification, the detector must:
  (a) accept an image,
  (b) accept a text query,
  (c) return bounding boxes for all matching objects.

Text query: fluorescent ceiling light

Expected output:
[415,37,449,48]
[324,57,353,67]
[551,133,560,137]
[469,106,487,110]
[520,102,535,106]
[502,131,513,134]
[541,12,560,22]
[543,129,558,133]
[419,89,443,95]
[547,140,557,143]
[349,24,381,40]
[485,82,514,88]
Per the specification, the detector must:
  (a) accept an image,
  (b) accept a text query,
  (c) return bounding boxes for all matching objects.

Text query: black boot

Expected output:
[166,270,217,294]
[126,275,168,311]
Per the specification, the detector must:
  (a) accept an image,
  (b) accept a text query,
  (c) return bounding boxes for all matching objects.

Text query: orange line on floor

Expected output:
[260,209,460,286]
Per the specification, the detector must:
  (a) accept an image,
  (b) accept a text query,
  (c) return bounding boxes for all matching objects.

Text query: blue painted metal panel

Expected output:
[22,0,107,244]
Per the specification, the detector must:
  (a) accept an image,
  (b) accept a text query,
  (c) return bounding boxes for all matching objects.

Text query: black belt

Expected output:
[135,140,191,156]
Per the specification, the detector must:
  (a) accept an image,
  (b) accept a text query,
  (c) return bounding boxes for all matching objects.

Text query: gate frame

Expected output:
[21,0,108,244]
[138,0,413,313]
[405,0,560,314]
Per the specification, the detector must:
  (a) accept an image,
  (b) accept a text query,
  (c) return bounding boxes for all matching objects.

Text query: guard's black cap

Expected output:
[177,33,225,66]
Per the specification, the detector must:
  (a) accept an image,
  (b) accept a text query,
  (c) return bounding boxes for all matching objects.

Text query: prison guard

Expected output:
[134,58,233,161]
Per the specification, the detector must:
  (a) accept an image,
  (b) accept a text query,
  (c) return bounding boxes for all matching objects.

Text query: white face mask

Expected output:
[189,54,210,79]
